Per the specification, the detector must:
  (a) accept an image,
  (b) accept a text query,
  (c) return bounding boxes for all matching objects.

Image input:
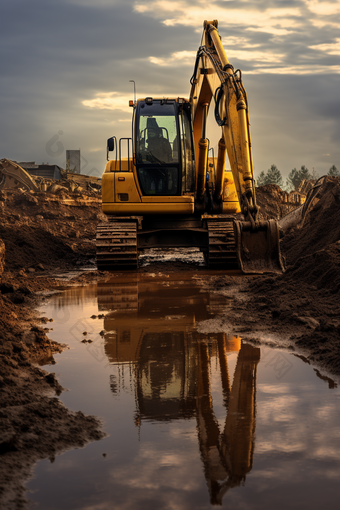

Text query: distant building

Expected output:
[19,162,62,180]
[66,150,80,174]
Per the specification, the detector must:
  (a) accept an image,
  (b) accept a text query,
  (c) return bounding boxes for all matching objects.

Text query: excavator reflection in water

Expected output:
[97,275,260,505]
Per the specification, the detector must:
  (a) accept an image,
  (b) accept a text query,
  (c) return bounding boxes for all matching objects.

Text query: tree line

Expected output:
[256,164,339,191]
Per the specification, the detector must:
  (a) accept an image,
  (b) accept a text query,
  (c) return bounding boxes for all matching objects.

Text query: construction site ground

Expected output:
[1,178,340,508]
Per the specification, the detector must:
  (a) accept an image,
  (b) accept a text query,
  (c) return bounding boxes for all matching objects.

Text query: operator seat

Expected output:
[146,118,172,163]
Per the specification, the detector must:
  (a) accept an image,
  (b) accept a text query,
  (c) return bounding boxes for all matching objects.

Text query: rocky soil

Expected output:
[0,177,340,508]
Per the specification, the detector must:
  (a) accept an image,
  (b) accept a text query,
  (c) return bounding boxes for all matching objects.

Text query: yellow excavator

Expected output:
[97,20,284,273]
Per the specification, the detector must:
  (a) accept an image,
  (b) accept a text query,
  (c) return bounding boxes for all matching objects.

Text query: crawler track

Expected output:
[206,219,237,268]
[96,221,138,270]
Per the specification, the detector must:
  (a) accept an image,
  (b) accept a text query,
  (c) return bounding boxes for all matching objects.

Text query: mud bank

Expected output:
[0,188,107,509]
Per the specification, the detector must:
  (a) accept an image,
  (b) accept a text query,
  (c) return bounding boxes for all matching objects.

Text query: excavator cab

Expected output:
[134,98,195,196]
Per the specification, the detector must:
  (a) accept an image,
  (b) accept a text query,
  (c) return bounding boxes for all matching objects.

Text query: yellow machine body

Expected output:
[102,158,240,216]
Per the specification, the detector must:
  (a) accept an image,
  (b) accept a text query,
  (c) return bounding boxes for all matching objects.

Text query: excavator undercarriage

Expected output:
[96,215,238,270]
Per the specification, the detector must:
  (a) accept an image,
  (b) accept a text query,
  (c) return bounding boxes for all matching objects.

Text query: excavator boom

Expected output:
[190,20,284,273]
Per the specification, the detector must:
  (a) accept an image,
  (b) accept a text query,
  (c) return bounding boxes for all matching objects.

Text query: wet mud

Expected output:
[0,178,340,508]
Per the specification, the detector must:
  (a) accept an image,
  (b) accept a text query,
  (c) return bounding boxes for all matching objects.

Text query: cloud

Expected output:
[149,48,285,67]
[134,1,303,34]
[248,64,340,74]
[304,0,340,16]
[149,50,197,66]
[309,38,340,55]
[82,92,132,112]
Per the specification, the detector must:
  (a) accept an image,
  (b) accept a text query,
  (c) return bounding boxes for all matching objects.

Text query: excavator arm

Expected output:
[190,21,284,273]
[0,159,40,192]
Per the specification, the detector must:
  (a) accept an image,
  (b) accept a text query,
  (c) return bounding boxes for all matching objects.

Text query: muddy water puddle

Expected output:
[28,272,340,509]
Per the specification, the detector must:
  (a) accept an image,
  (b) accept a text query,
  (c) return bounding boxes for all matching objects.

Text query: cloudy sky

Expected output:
[1,0,339,180]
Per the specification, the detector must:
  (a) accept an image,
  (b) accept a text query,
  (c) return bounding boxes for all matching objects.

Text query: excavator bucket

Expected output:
[233,219,285,274]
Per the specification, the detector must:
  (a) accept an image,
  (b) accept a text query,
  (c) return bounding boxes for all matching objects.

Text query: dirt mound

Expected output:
[245,176,340,375]
[282,177,340,262]
[0,189,104,272]
[255,184,288,220]
[1,224,75,271]
[285,241,340,294]
[280,177,340,294]
[253,177,340,294]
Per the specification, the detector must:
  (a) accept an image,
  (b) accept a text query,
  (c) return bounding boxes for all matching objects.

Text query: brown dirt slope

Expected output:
[255,184,292,220]
[0,189,105,272]
[281,177,340,293]
[247,176,340,374]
